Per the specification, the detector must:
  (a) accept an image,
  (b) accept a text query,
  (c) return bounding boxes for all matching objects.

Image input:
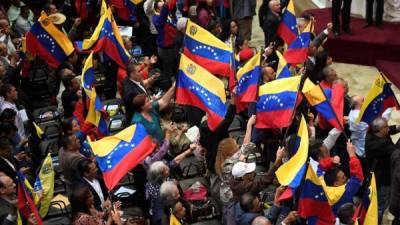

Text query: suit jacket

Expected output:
[79,178,108,211]
[122,77,147,122]
[0,197,16,225]
[0,157,17,184]
[261,10,281,45]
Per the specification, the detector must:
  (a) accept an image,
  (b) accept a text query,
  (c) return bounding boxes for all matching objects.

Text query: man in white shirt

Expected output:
[14,6,33,35]
[77,158,109,211]
[0,19,17,54]
[0,84,26,139]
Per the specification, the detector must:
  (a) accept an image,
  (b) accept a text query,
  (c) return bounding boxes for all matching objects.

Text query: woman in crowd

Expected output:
[215,115,256,225]
[69,184,122,225]
[220,19,239,46]
[131,82,175,143]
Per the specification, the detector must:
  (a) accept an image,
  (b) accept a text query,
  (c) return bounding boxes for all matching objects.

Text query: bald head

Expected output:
[262,66,276,83]
[252,216,271,225]
[268,0,281,13]
[0,175,16,196]
[350,95,364,110]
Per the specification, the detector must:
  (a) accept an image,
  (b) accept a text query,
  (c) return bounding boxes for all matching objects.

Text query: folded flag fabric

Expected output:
[176,54,227,131]
[89,124,156,190]
[283,21,312,64]
[298,164,336,225]
[356,73,399,124]
[33,122,44,140]
[236,53,261,112]
[356,173,378,225]
[17,172,43,225]
[110,0,143,23]
[303,78,343,131]
[275,115,308,200]
[183,20,233,77]
[277,0,298,45]
[255,76,301,128]
[276,50,291,79]
[25,11,74,68]
[33,153,55,217]
[75,5,130,68]
[81,51,108,135]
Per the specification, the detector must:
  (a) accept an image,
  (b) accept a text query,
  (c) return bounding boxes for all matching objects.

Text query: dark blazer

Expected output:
[122,77,147,122]
[365,125,399,187]
[260,9,281,46]
[0,157,17,184]
[79,178,108,211]
[199,104,236,173]
[0,197,16,225]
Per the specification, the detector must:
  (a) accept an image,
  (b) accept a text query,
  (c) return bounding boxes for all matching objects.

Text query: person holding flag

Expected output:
[365,117,400,223]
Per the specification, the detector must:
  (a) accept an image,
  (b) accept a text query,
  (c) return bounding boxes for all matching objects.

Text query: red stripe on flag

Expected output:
[183,48,231,77]
[176,87,224,131]
[102,136,155,190]
[277,24,297,45]
[283,48,308,65]
[255,109,293,128]
[26,33,61,68]
[298,199,335,224]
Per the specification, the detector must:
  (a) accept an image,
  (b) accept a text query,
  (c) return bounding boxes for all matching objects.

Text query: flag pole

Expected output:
[380,72,400,107]
[280,73,307,145]
[317,84,348,140]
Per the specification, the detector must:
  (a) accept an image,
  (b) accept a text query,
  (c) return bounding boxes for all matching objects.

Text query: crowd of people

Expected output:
[0,0,399,225]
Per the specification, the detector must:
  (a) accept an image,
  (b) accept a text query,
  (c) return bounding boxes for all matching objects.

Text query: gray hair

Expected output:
[371,117,386,133]
[147,161,168,185]
[160,181,179,208]
[322,66,332,78]
[252,216,271,225]
[268,0,280,8]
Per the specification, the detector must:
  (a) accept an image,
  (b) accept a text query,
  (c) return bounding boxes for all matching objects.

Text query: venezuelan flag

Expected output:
[277,0,298,45]
[303,79,343,131]
[76,7,130,68]
[236,53,261,112]
[276,50,291,79]
[284,21,312,64]
[81,52,108,135]
[17,172,43,225]
[89,124,156,190]
[276,115,308,200]
[110,0,142,22]
[75,0,90,20]
[356,73,399,124]
[176,54,227,131]
[75,0,108,51]
[356,173,378,225]
[33,154,54,217]
[183,20,233,77]
[298,164,336,225]
[25,11,74,68]
[170,213,182,225]
[255,76,301,128]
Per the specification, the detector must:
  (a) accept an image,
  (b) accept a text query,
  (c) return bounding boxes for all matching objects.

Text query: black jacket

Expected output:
[0,157,17,183]
[365,125,399,186]
[122,77,147,122]
[78,178,108,211]
[200,104,236,173]
[390,149,400,217]
[260,9,281,46]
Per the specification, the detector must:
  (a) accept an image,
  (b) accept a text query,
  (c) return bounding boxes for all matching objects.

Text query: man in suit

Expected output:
[122,63,158,123]
[58,135,84,190]
[365,0,384,28]
[259,0,281,46]
[0,175,38,225]
[76,158,109,211]
[332,0,352,37]
[0,138,17,183]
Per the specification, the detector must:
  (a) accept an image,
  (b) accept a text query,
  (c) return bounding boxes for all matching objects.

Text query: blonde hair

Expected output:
[215,138,238,176]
